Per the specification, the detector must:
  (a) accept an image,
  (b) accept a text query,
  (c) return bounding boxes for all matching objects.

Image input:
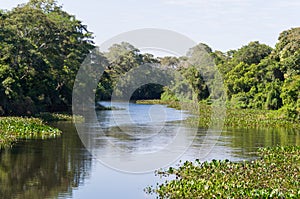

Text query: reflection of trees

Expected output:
[189,127,300,160]
[0,122,92,199]
[222,128,300,157]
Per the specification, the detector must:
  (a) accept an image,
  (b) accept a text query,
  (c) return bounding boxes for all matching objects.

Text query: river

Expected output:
[0,102,299,198]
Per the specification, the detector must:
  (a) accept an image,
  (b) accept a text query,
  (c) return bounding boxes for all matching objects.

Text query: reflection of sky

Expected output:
[61,109,299,198]
[91,102,252,173]
[97,101,191,127]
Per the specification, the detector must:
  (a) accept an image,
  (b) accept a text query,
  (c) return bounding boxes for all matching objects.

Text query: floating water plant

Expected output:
[146,146,300,198]
[0,117,62,149]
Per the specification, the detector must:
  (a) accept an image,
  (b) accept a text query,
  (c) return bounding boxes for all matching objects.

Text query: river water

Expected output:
[0,102,299,198]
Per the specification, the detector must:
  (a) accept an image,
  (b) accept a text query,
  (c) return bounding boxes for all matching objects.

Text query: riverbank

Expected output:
[0,113,75,149]
[146,146,300,198]
[136,100,299,129]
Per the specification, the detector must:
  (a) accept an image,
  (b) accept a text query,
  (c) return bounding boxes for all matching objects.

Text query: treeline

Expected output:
[95,42,163,101]
[215,30,300,120]
[96,42,216,102]
[97,36,300,120]
[0,0,299,120]
[213,36,298,119]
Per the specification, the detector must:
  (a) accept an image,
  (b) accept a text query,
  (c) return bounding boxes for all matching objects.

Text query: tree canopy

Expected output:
[0,0,94,115]
[0,1,299,120]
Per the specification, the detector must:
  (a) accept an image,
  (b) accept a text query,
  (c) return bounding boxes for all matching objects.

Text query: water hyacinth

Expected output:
[146,146,300,198]
[0,117,62,149]
[35,112,86,123]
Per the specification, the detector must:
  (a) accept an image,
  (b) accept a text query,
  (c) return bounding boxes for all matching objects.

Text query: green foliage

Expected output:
[35,112,79,122]
[146,146,300,198]
[0,117,61,149]
[0,122,91,199]
[93,27,300,121]
[213,28,300,120]
[137,100,299,129]
[0,0,94,115]
[160,88,179,101]
[230,92,249,109]
[1,0,299,123]
[275,27,300,60]
[264,81,283,110]
[130,83,164,100]
[280,75,300,120]
[232,41,272,65]
[159,56,180,68]
[97,42,164,101]
[157,43,218,102]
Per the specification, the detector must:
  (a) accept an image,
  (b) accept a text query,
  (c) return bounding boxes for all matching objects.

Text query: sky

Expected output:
[1,0,300,52]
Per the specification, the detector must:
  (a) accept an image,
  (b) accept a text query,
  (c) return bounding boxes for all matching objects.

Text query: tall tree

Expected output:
[0,0,94,115]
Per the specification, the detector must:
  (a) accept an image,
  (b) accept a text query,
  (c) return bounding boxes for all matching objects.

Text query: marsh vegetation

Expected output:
[146,146,300,198]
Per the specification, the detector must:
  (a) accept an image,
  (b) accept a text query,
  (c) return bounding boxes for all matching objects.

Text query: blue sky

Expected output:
[1,0,300,52]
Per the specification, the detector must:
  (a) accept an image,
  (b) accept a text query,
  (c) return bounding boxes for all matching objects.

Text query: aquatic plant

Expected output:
[136,100,300,129]
[0,117,62,149]
[146,146,300,198]
[35,112,84,123]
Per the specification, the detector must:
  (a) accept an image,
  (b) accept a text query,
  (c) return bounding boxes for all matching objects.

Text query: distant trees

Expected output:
[93,32,300,120]
[94,42,165,101]
[159,56,180,68]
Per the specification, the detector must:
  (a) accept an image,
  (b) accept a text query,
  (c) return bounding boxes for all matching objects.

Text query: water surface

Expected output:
[1,102,299,198]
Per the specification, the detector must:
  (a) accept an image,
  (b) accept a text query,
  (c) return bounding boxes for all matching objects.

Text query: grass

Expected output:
[145,146,300,198]
[136,100,300,129]
[0,117,62,149]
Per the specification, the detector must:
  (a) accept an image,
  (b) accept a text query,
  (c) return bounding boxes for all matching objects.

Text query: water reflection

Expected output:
[185,127,300,162]
[77,102,196,172]
[0,122,92,199]
[76,102,300,172]
[222,127,300,158]
[1,103,299,198]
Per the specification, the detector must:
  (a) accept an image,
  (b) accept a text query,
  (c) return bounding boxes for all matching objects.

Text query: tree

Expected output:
[0,0,94,115]
[104,42,139,62]
[280,75,300,119]
[96,42,164,100]
[232,41,272,65]
[275,27,300,60]
[159,56,180,68]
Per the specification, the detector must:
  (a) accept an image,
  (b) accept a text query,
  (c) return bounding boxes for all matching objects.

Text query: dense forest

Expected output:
[0,0,299,120]
[0,0,94,115]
